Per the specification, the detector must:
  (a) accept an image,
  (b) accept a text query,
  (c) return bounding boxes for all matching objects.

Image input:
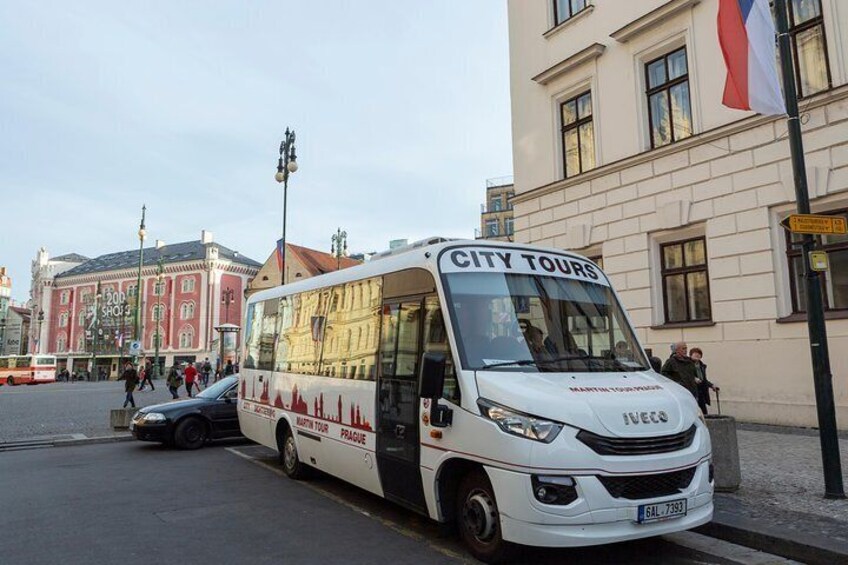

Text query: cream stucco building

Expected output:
[508,0,848,428]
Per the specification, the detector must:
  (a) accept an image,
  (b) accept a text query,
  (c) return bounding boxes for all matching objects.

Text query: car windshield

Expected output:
[196,376,238,399]
[443,272,649,372]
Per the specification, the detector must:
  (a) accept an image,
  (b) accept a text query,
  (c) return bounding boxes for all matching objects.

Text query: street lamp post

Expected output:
[89,281,102,379]
[132,205,147,368]
[35,310,44,354]
[154,258,163,378]
[221,287,235,324]
[330,228,348,270]
[0,316,6,356]
[275,128,298,286]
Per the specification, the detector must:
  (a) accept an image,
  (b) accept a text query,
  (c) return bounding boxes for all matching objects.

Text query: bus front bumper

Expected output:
[486,460,713,548]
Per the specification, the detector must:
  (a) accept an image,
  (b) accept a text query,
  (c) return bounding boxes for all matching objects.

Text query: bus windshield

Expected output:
[443,272,649,373]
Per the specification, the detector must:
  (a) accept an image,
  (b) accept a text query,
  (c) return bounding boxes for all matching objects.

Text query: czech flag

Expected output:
[275,238,285,273]
[718,0,785,116]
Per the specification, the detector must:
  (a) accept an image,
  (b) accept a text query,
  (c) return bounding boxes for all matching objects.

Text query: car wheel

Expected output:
[174,417,207,450]
[278,426,309,480]
[6,377,14,386]
[456,471,516,564]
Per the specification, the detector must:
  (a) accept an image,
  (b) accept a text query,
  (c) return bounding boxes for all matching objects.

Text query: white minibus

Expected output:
[238,239,713,562]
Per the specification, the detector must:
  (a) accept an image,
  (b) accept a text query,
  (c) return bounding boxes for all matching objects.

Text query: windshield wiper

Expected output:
[480,359,538,369]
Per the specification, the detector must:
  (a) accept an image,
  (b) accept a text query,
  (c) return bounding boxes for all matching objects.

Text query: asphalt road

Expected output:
[0,380,191,442]
[0,441,790,565]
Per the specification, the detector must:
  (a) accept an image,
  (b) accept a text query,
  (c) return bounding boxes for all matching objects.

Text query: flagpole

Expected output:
[774,0,844,499]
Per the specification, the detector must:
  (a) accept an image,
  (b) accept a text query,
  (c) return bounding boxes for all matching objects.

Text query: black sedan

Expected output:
[130,376,242,449]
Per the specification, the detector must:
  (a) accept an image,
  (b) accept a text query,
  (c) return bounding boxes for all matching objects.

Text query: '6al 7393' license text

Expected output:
[637,499,687,524]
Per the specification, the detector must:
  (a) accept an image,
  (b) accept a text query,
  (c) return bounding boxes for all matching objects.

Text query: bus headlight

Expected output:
[478,399,563,443]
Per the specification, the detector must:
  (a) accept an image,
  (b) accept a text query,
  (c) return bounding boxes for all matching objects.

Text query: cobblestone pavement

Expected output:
[716,426,848,545]
[0,380,194,442]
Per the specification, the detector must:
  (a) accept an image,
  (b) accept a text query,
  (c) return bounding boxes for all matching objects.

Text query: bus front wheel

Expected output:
[456,471,516,564]
[6,377,14,386]
[279,426,309,480]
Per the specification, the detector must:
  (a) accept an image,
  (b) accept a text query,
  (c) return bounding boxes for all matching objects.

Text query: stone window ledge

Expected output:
[776,311,848,323]
[650,321,716,330]
[543,5,594,40]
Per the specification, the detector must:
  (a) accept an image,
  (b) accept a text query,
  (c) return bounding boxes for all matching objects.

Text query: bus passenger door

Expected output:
[376,300,427,512]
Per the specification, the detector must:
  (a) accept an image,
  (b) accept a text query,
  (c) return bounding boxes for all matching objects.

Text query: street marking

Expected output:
[225,447,471,563]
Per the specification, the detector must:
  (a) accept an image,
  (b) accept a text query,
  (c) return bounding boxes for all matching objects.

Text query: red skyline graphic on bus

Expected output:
[285,384,372,430]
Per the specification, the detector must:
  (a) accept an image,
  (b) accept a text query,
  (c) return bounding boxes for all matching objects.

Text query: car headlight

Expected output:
[478,399,563,443]
[143,412,166,423]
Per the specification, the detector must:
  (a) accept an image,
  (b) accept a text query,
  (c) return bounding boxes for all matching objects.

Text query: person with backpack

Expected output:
[201,358,212,387]
[166,366,182,399]
[121,362,139,408]
[138,361,155,391]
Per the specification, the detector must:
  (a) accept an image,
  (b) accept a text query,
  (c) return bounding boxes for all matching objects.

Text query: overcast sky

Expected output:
[0,1,512,302]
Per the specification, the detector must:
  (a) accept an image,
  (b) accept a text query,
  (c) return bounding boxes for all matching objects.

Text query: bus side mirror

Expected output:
[419,352,446,399]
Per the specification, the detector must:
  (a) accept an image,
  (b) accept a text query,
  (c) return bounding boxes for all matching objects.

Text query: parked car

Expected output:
[130,376,241,449]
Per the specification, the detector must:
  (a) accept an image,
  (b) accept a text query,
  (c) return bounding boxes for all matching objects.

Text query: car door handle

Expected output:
[258,375,263,382]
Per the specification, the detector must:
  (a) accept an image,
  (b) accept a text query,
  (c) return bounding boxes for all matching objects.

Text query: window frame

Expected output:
[485,219,500,237]
[181,277,195,293]
[553,0,589,26]
[559,90,595,178]
[772,0,832,99]
[785,208,848,313]
[660,236,712,324]
[645,47,693,149]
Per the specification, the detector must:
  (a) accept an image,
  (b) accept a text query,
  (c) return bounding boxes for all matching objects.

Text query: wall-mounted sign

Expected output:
[780,214,848,235]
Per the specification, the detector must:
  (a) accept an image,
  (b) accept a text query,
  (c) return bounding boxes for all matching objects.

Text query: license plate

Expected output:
[637,498,687,524]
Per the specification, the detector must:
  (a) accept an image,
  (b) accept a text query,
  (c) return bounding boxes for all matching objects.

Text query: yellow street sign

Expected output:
[810,251,829,272]
[780,214,848,235]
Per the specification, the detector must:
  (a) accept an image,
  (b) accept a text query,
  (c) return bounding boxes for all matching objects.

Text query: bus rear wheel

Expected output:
[278,427,309,480]
[456,471,516,564]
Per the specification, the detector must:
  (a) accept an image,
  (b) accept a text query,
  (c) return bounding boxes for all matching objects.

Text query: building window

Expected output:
[560,91,595,177]
[505,217,515,236]
[587,255,604,270]
[179,328,194,349]
[507,192,515,210]
[78,310,87,327]
[58,312,69,328]
[661,237,711,323]
[153,281,165,296]
[773,0,831,97]
[60,291,70,305]
[486,219,500,237]
[553,0,588,26]
[126,284,137,297]
[151,304,165,322]
[786,211,848,313]
[77,334,86,352]
[646,47,693,148]
[57,335,66,352]
[489,196,503,212]
[181,277,195,293]
[180,302,195,320]
[151,330,164,350]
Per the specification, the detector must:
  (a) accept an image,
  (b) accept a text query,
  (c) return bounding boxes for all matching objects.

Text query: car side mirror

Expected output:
[419,352,453,428]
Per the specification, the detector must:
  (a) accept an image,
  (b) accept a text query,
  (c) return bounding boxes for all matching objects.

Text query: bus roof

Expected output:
[247,239,601,305]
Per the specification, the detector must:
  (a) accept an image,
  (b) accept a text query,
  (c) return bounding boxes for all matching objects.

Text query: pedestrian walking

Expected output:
[184,362,198,397]
[121,362,139,408]
[660,341,699,399]
[690,347,719,415]
[166,366,182,399]
[139,361,155,391]
[201,358,212,387]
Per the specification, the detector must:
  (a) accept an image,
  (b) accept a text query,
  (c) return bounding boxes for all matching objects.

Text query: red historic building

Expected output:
[29,230,260,376]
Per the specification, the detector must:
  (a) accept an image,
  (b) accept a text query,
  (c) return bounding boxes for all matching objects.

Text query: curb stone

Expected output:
[696,511,848,565]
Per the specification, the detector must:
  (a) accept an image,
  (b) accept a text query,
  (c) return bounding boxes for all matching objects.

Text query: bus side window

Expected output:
[423,297,459,404]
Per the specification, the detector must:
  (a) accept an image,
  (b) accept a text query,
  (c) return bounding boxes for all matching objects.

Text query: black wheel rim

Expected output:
[284,435,297,472]
[462,488,498,544]
[185,422,203,443]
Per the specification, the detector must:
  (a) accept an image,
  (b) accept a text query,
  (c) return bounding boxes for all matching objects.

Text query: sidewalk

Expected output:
[698,423,848,564]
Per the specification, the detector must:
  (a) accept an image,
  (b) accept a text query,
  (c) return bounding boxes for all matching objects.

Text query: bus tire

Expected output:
[279,426,309,480]
[174,417,207,450]
[456,470,516,564]
[6,377,14,386]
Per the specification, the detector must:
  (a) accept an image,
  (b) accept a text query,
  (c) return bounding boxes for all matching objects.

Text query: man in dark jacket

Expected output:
[661,342,698,398]
[121,362,139,408]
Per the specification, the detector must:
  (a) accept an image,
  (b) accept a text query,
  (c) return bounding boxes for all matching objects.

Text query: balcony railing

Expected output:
[486,175,514,189]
